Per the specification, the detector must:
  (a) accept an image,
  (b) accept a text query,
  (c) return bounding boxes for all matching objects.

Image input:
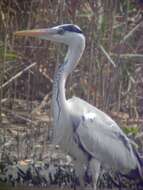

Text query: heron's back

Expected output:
[67,96,118,127]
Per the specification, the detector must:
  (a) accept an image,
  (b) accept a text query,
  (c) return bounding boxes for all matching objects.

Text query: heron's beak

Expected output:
[14,28,57,38]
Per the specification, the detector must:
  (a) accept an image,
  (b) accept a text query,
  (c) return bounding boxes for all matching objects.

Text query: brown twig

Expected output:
[32,92,51,116]
[99,45,116,67]
[123,22,143,42]
[0,62,37,89]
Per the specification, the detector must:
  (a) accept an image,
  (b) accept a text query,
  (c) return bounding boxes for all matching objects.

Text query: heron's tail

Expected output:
[123,150,143,180]
[133,149,143,179]
[115,151,143,189]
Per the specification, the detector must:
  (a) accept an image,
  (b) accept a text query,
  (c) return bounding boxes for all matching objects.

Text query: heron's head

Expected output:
[15,24,85,47]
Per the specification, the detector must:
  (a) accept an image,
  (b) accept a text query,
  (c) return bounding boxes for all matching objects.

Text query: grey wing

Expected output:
[75,113,138,173]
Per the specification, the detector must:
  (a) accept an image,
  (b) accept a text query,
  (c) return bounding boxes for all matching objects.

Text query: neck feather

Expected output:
[52,43,85,122]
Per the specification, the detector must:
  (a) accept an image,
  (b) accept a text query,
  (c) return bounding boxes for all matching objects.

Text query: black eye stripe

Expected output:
[57,28,65,35]
[61,24,82,34]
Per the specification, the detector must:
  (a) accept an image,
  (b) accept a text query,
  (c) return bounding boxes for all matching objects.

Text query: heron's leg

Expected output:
[74,161,85,190]
[89,159,100,190]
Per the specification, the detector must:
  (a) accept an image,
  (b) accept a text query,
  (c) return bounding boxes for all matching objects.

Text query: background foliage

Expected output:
[0,0,143,172]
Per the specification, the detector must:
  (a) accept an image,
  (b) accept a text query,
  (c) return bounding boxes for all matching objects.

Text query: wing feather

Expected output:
[68,97,138,173]
[75,114,138,173]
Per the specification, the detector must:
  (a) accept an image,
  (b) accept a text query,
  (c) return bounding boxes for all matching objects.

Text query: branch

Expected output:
[2,107,36,125]
[31,93,51,116]
[122,22,142,42]
[111,53,143,63]
[99,45,116,67]
[0,62,37,89]
[1,98,8,103]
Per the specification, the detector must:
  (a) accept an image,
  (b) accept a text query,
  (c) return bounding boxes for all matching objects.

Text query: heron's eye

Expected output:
[57,28,65,35]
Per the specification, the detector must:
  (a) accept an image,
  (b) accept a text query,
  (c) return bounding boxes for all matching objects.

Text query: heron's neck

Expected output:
[52,44,84,122]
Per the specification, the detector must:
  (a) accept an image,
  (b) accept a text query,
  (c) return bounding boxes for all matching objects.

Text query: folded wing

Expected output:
[75,112,138,174]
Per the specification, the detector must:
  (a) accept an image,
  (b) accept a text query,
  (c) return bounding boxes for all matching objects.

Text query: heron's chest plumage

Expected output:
[61,130,88,164]
[53,114,87,164]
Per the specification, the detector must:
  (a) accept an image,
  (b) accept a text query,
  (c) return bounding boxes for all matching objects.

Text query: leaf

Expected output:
[0,47,17,61]
[123,126,139,136]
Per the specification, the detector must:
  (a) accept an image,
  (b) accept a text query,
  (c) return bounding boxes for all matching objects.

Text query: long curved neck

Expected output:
[52,43,84,123]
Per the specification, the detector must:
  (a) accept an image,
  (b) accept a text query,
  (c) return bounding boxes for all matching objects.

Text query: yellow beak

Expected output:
[14,27,61,43]
[14,29,48,37]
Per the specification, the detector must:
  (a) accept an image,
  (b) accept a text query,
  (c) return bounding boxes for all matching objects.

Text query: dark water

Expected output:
[0,184,120,190]
[0,185,120,190]
[0,183,62,190]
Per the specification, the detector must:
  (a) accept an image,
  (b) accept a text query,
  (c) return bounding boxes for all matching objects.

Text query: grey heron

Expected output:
[15,24,143,190]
